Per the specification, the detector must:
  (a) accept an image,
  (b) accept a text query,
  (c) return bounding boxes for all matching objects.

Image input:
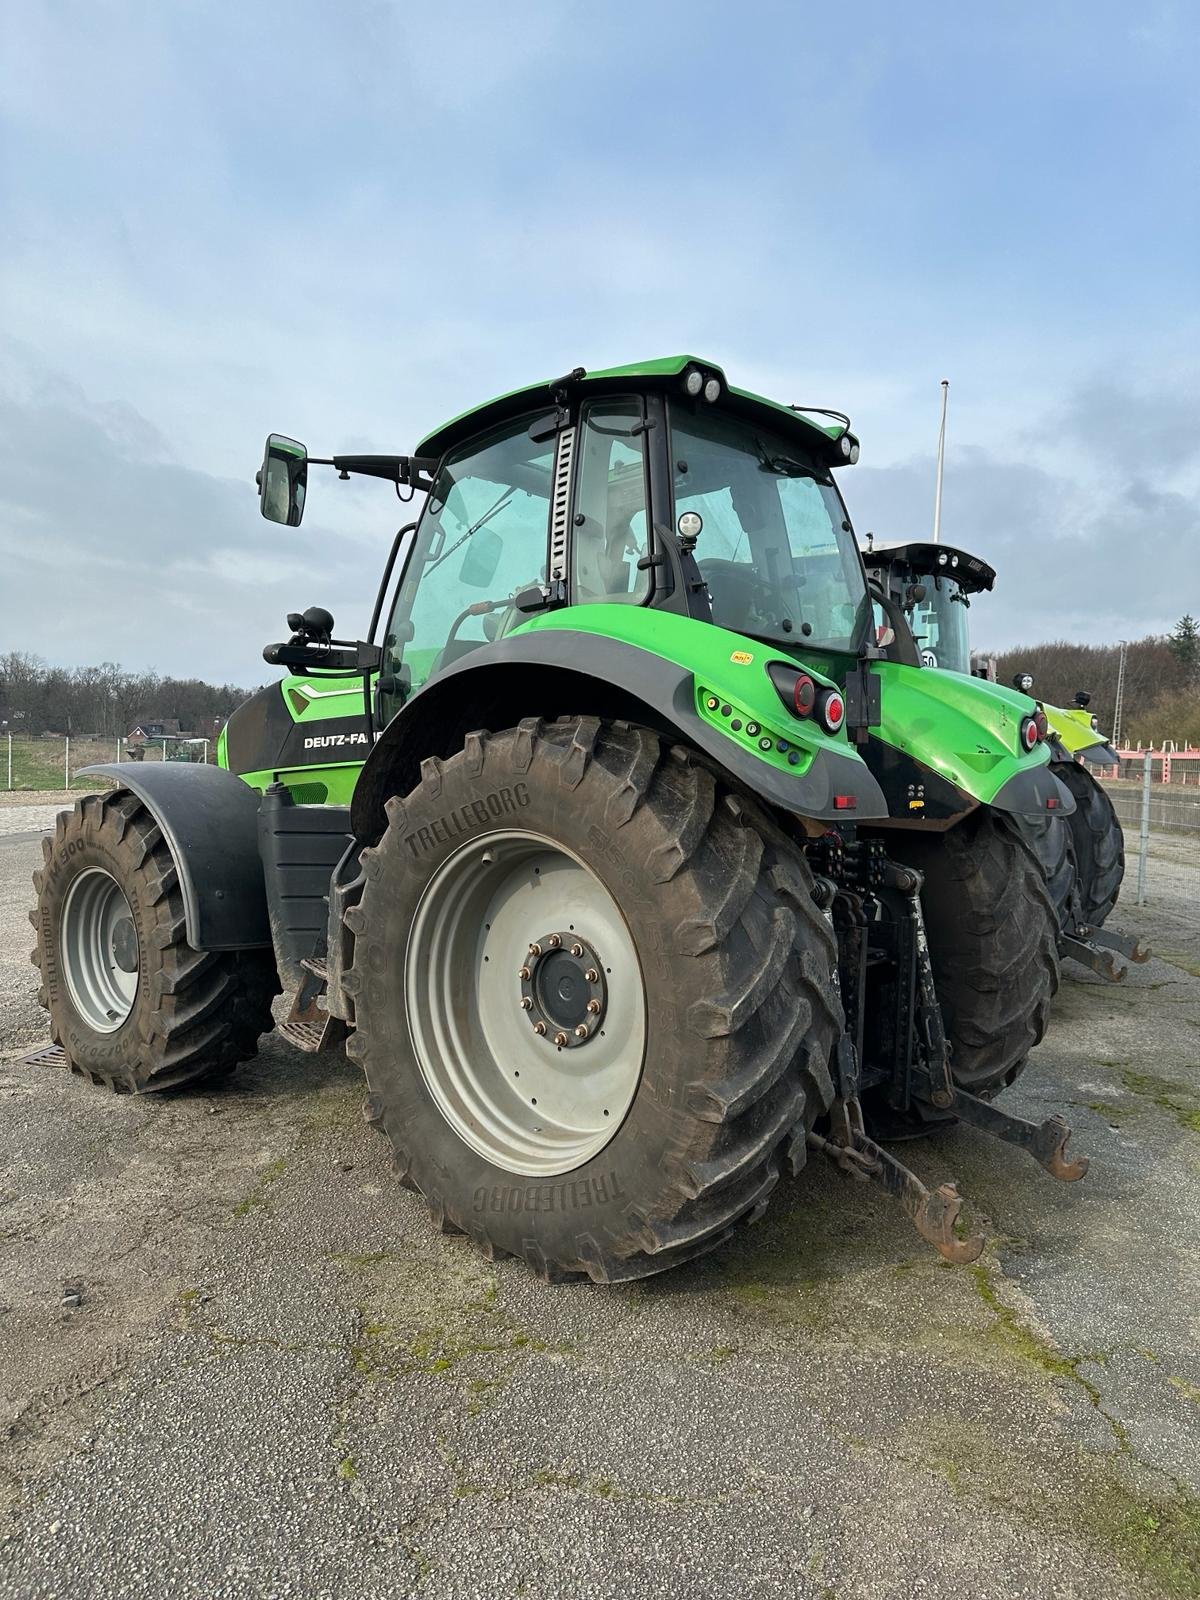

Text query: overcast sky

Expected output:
[2,1,1197,685]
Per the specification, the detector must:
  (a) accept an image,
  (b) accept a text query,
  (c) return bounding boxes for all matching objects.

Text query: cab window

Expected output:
[571,398,651,605]
[383,416,554,702]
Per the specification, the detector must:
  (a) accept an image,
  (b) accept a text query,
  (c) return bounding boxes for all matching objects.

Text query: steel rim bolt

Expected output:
[570,943,584,958]
[520,996,532,1011]
[584,967,599,983]
[534,1021,547,1036]
[554,1031,568,1047]
[586,998,601,1014]
[574,1024,588,1039]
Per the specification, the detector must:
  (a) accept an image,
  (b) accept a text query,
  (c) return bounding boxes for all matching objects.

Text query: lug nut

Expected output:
[554,1031,568,1047]
[570,943,584,958]
[520,997,532,1011]
[547,934,561,949]
[574,1024,588,1039]
[534,1021,547,1036]
[519,965,531,981]
[584,968,599,983]
[529,942,542,958]
[586,998,601,1014]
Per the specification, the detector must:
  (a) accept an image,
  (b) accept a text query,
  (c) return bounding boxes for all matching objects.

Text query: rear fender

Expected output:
[79,764,270,951]
[349,620,887,842]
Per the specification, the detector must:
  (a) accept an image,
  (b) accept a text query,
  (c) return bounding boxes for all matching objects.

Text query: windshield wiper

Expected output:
[752,437,825,481]
[425,487,514,576]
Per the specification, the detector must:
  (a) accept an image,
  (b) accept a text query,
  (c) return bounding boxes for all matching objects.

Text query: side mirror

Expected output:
[258,434,308,526]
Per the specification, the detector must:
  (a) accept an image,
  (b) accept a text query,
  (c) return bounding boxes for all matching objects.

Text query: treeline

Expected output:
[0,652,261,738]
[986,625,1200,748]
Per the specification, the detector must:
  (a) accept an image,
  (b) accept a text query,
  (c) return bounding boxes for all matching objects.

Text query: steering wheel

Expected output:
[698,559,780,628]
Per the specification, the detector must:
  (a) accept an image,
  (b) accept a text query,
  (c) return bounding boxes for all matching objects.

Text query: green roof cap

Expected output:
[415,356,853,462]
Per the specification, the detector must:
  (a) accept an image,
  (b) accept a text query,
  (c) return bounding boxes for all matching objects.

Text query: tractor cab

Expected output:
[861,538,996,676]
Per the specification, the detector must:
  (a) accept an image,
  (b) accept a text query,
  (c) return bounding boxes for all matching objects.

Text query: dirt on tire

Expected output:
[345,716,842,1283]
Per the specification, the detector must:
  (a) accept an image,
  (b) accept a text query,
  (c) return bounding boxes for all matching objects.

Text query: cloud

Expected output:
[845,392,1200,650]
[0,354,381,683]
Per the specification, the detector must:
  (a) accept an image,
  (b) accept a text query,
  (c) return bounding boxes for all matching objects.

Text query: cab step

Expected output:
[279,957,346,1055]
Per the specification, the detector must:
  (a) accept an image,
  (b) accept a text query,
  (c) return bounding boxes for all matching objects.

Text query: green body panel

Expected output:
[416,354,848,463]
[870,660,1051,804]
[511,602,856,780]
[1045,701,1109,760]
[218,672,370,806]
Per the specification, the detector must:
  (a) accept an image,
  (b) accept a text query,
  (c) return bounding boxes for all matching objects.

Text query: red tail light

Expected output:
[1020,715,1040,752]
[818,691,845,735]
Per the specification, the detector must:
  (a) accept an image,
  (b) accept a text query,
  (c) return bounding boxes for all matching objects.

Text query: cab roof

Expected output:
[415,355,856,466]
[861,539,996,595]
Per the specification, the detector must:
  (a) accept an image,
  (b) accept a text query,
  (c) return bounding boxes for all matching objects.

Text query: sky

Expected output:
[1,0,1198,686]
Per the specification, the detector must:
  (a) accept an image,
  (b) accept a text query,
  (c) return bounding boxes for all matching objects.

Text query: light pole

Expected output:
[932,379,949,544]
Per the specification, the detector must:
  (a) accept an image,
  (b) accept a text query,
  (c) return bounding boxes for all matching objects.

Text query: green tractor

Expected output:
[861,539,1143,980]
[30,358,1088,1281]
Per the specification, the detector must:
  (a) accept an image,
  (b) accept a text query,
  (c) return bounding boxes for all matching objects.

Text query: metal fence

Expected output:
[3,732,210,792]
[1095,756,1199,935]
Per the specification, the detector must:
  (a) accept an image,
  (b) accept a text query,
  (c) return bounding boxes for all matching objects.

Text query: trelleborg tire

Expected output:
[863,809,1060,1138]
[1056,761,1125,927]
[30,790,279,1092]
[345,716,841,1283]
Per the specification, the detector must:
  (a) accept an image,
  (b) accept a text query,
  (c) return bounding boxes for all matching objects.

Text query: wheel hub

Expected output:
[520,932,607,1047]
[111,917,139,974]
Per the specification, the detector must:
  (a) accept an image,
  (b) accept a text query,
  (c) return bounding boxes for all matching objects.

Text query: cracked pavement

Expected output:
[1,814,1198,1599]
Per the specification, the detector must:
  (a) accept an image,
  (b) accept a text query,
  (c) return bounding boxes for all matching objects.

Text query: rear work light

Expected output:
[767,662,819,720]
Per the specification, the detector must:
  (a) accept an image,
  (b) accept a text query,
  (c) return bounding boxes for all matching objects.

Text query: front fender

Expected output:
[79,764,269,950]
[350,616,887,842]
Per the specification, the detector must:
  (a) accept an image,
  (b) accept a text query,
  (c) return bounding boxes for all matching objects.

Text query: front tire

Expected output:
[31,791,279,1092]
[345,717,841,1283]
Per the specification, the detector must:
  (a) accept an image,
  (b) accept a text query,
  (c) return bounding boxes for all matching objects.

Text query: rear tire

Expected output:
[1057,761,1125,927]
[864,809,1060,1136]
[1011,813,1076,939]
[31,791,279,1092]
[345,717,841,1283]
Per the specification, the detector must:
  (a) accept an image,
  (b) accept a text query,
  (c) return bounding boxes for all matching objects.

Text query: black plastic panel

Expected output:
[257,786,353,980]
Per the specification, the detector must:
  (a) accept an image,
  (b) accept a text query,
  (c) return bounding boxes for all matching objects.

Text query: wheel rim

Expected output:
[59,868,140,1033]
[405,830,646,1177]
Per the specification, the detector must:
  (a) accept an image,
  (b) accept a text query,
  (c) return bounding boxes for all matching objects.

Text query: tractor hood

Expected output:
[865,661,1075,822]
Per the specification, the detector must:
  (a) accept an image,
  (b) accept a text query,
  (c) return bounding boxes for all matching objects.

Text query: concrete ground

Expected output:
[1,804,1198,1600]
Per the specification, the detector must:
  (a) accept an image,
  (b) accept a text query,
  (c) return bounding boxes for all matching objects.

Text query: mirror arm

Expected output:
[316,454,437,492]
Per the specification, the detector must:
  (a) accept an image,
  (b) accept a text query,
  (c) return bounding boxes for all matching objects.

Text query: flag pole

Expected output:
[932,379,949,543]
